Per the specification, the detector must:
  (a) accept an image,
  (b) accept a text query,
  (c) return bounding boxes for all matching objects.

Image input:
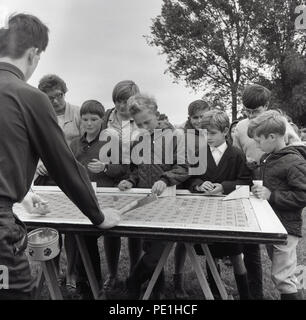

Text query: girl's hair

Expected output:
[38,74,68,94]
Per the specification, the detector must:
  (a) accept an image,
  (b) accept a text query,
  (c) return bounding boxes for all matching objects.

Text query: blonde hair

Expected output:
[201,110,230,132]
[127,94,158,116]
[247,110,286,138]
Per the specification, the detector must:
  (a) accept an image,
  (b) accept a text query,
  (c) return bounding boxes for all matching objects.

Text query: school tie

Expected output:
[211,147,222,166]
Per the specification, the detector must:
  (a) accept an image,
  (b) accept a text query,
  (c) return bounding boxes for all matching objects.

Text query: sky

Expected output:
[0,0,201,125]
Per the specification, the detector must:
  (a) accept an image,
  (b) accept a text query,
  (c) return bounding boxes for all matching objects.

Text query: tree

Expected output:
[148,0,269,120]
[256,0,306,126]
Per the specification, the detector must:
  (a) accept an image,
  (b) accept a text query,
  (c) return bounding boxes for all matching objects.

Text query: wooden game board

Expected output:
[13,186,287,244]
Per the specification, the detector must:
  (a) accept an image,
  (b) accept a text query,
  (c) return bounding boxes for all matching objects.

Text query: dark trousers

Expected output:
[129,240,165,290]
[0,202,34,299]
[243,244,263,299]
[77,235,102,284]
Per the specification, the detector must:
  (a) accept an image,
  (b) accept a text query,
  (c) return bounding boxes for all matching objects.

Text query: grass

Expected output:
[30,209,306,300]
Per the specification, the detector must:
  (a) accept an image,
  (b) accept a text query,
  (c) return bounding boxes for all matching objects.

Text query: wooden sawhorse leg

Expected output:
[74,234,100,300]
[40,259,63,300]
[185,243,214,300]
[33,267,45,299]
[201,244,230,300]
[142,242,174,300]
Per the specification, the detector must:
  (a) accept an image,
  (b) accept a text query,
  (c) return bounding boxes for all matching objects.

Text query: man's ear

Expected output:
[27,47,38,65]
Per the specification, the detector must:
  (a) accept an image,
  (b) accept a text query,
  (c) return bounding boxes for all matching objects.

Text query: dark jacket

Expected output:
[260,145,306,237]
[187,143,252,194]
[127,126,189,188]
[0,62,103,225]
[70,132,129,187]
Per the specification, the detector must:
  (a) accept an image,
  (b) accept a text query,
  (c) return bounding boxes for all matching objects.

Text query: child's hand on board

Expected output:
[151,180,167,196]
[209,183,224,195]
[118,180,133,191]
[200,181,215,192]
[251,185,271,200]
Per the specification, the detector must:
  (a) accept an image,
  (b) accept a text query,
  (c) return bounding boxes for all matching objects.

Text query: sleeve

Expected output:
[105,164,129,179]
[126,163,139,187]
[221,151,252,194]
[24,92,104,225]
[269,159,306,210]
[187,177,205,192]
[159,131,190,186]
[233,124,243,151]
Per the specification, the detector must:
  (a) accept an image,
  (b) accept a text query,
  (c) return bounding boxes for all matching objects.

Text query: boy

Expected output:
[233,84,301,299]
[70,100,127,188]
[101,80,140,140]
[100,80,142,296]
[118,94,189,299]
[173,99,210,299]
[248,110,306,300]
[69,100,128,297]
[186,110,252,299]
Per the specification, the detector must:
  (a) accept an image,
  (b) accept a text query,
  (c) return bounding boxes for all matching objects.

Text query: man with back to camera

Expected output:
[0,13,120,300]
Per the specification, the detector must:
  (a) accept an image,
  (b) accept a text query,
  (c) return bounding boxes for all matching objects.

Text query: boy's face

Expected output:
[81,113,103,136]
[244,106,267,120]
[189,109,208,130]
[115,100,131,121]
[133,110,158,133]
[253,134,277,153]
[207,126,228,148]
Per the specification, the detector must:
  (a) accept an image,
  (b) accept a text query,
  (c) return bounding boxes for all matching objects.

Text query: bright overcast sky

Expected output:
[1,0,201,125]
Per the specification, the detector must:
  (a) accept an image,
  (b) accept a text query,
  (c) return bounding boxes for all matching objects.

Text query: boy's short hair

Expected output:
[188,99,210,117]
[80,100,105,118]
[127,94,158,117]
[0,13,49,59]
[38,74,68,94]
[201,110,230,132]
[112,80,140,104]
[242,84,271,109]
[247,110,287,138]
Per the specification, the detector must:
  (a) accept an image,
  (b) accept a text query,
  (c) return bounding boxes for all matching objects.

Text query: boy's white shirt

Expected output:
[210,141,227,166]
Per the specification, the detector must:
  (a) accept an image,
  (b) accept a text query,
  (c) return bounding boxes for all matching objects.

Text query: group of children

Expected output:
[37,78,306,300]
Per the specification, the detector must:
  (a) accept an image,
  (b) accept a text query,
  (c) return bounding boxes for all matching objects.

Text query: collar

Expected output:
[109,109,134,124]
[210,141,227,154]
[80,130,101,145]
[0,62,25,81]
